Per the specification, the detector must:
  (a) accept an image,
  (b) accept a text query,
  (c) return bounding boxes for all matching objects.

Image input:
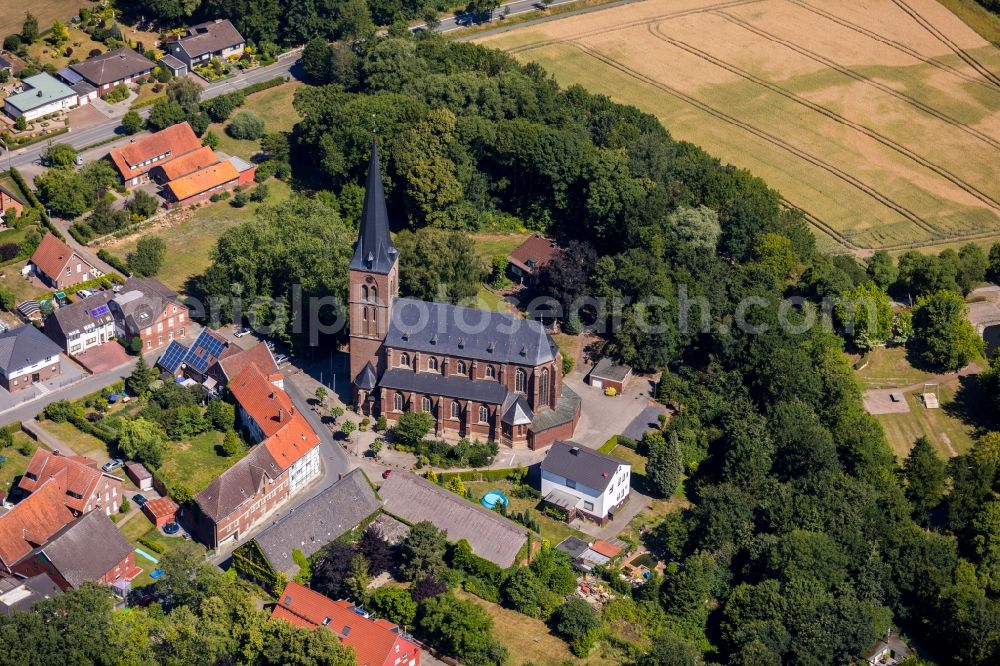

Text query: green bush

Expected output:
[226,110,265,140]
[138,537,165,554]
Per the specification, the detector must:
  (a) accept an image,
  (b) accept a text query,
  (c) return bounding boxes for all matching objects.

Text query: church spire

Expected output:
[350,137,397,274]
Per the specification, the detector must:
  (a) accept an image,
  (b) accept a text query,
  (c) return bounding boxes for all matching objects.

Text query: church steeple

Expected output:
[349,137,397,274]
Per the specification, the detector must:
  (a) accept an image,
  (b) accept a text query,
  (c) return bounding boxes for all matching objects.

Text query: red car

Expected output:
[382,469,392,479]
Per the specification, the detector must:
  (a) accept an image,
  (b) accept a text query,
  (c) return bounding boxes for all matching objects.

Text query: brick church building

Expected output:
[350,141,580,450]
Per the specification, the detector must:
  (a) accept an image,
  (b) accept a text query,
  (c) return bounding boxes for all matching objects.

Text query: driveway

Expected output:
[563,365,660,449]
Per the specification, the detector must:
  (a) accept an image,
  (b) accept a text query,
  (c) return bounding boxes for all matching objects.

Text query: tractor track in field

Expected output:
[791,0,1000,93]
[714,11,1000,152]
[890,0,1000,89]
[647,22,1000,216]
[505,0,763,54]
[560,40,945,240]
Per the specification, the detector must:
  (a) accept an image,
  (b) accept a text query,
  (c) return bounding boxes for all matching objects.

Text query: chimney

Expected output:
[570,447,579,456]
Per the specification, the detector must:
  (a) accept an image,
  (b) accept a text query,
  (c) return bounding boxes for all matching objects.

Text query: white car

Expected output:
[233,327,250,338]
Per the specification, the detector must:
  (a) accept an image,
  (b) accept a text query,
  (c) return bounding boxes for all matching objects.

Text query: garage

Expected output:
[588,358,633,394]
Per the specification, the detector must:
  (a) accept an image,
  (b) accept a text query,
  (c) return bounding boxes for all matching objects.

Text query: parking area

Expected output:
[563,364,660,449]
[863,389,912,415]
[74,342,132,374]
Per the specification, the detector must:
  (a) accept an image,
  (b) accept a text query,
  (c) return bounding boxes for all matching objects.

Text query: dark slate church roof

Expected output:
[355,361,377,390]
[379,368,510,404]
[386,298,557,366]
[349,139,398,274]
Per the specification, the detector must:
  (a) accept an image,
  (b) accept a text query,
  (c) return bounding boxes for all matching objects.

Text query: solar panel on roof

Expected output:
[159,341,188,373]
[183,330,226,373]
[90,304,110,318]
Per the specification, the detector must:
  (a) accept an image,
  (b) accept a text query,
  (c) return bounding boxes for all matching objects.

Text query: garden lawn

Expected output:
[105,179,291,292]
[120,516,207,589]
[39,419,113,461]
[874,380,977,459]
[855,347,933,390]
[26,26,105,71]
[208,82,303,161]
[471,233,530,263]
[455,590,615,666]
[0,432,44,494]
[461,478,585,545]
[156,430,241,493]
[0,260,50,303]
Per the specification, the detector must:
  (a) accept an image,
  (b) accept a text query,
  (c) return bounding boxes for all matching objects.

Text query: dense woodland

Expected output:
[5,14,1000,665]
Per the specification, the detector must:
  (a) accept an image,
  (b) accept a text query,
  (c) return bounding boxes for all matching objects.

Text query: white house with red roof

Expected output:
[273,582,420,666]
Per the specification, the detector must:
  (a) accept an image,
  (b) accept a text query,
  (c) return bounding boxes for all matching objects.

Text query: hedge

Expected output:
[3,126,70,150]
[98,249,130,275]
[9,167,65,241]
[130,94,165,110]
[242,76,288,96]
[437,467,527,483]
[138,537,165,554]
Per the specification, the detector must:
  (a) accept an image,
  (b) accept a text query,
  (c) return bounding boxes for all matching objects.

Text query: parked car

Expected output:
[382,469,392,479]
[132,494,148,507]
[234,327,250,338]
[274,354,288,365]
[102,458,124,472]
[77,289,94,298]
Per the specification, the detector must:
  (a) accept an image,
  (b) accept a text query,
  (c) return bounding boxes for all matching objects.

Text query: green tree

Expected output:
[146,100,186,132]
[121,110,143,135]
[128,236,166,277]
[642,633,700,666]
[903,436,947,524]
[227,110,266,140]
[202,131,220,149]
[117,418,165,468]
[418,594,505,666]
[645,430,682,498]
[21,12,38,43]
[834,281,894,350]
[369,586,417,627]
[393,411,434,447]
[166,77,202,115]
[957,243,988,295]
[206,399,236,431]
[345,554,371,602]
[221,429,243,457]
[866,250,898,290]
[126,190,160,220]
[126,355,151,396]
[395,228,485,303]
[910,290,984,371]
[552,598,601,654]
[41,143,78,168]
[334,0,374,41]
[974,500,1000,594]
[314,386,328,406]
[666,205,721,251]
[0,286,16,311]
[399,520,447,581]
[302,37,332,83]
[48,21,69,47]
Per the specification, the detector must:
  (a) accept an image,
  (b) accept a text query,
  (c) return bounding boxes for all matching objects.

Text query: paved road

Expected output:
[414,0,581,33]
[2,49,302,171]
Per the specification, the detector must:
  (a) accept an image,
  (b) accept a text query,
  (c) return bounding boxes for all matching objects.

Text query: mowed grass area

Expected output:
[0,260,48,303]
[456,590,617,666]
[103,179,292,293]
[209,82,303,161]
[462,478,585,545]
[874,381,977,459]
[0,1,91,39]
[156,430,241,493]
[0,432,43,494]
[120,515,207,588]
[477,0,1000,255]
[38,419,113,461]
[856,347,933,390]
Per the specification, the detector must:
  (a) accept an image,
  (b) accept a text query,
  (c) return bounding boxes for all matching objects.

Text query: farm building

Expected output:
[108,122,201,187]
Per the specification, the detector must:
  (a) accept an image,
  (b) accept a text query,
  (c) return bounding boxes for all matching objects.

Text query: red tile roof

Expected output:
[508,234,561,275]
[155,145,219,181]
[229,362,318,470]
[143,496,179,520]
[229,362,294,439]
[0,480,75,566]
[30,233,92,282]
[109,122,201,182]
[590,539,622,559]
[273,582,418,666]
[17,450,120,514]
[166,160,239,202]
[216,342,278,382]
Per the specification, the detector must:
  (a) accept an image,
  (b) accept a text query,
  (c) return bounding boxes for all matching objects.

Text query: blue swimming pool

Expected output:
[481,491,509,510]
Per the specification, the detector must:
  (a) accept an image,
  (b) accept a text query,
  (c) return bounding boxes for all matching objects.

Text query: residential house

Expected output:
[18,449,124,516]
[163,159,242,208]
[507,234,561,285]
[862,633,913,665]
[0,185,25,220]
[109,276,189,351]
[0,325,62,393]
[108,121,201,187]
[0,481,75,576]
[379,471,528,568]
[587,358,633,394]
[44,291,116,355]
[17,510,134,591]
[29,232,100,289]
[167,19,245,70]
[540,441,631,525]
[247,469,379,577]
[193,361,322,548]
[210,341,278,386]
[3,73,79,121]
[192,444,289,549]
[163,328,229,382]
[0,573,61,615]
[273,582,421,666]
[228,362,321,492]
[62,47,155,96]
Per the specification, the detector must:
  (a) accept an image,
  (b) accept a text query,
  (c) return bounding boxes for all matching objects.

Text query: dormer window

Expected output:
[485,365,495,380]
[428,357,438,372]
[400,352,409,367]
